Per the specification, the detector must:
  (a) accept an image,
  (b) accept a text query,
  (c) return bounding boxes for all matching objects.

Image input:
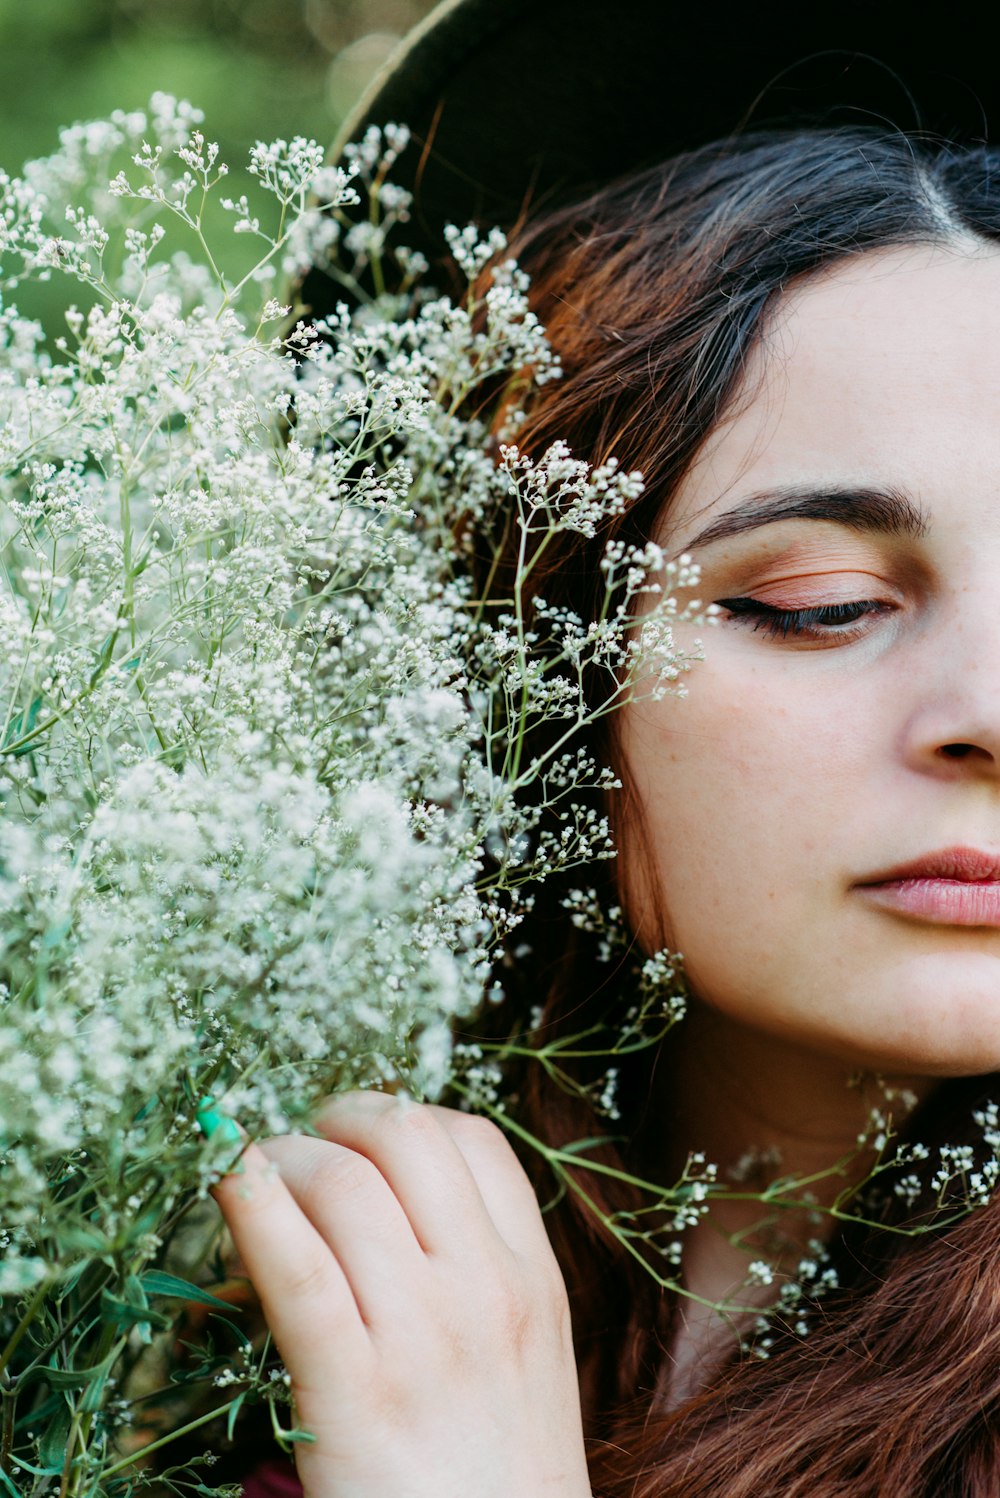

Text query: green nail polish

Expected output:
[196,1104,242,1144]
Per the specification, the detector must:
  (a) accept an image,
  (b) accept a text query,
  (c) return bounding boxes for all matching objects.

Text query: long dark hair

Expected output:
[476,125,1000,1494]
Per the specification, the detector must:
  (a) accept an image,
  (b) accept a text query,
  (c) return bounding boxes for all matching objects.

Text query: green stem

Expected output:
[1,1366,16,1479]
[470,510,514,630]
[0,1282,52,1383]
[368,171,386,300]
[13,1283,106,1386]
[99,1399,242,1481]
[58,1416,81,1498]
[115,443,135,652]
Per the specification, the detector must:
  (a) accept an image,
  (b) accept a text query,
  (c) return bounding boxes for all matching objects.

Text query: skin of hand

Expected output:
[211,1089,592,1498]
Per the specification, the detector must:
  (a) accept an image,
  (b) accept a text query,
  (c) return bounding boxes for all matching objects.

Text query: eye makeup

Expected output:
[677,508,919,648]
[716,596,893,642]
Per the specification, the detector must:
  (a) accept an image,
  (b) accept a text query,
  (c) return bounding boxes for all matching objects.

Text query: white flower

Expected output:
[0,97,727,1480]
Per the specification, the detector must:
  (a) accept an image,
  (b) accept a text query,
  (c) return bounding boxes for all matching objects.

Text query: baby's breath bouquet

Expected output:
[0,100,707,1492]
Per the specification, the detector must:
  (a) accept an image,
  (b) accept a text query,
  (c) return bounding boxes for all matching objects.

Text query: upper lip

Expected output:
[858,846,1000,885]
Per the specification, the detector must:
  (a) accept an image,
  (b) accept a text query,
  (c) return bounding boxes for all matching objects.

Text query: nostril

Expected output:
[940,743,978,759]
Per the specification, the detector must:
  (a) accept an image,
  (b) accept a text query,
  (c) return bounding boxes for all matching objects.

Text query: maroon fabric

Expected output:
[239,1459,303,1498]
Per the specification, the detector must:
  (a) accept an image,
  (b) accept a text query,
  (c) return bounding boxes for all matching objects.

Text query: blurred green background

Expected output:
[0,0,437,171]
[0,0,438,312]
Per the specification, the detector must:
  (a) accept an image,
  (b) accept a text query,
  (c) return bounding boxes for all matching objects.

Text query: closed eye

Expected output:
[716,597,892,642]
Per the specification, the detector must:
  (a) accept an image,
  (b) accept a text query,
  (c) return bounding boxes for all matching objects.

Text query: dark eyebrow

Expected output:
[682,485,930,549]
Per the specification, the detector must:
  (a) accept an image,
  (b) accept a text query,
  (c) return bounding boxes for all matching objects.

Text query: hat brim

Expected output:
[312,0,997,293]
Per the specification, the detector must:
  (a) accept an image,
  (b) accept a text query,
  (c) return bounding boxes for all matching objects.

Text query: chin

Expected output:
[825,952,1000,1076]
[813,1037,1000,1081]
[849,1015,1000,1079]
[909,1048,1000,1080]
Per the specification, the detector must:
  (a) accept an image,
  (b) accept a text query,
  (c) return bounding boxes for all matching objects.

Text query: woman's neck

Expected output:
[648,1002,940,1408]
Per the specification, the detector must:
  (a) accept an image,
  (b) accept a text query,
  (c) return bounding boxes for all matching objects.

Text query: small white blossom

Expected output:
[0,96,723,1482]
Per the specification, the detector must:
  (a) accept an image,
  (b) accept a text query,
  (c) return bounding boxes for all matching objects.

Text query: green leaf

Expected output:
[207,1313,248,1342]
[60,1225,109,1252]
[50,582,72,619]
[269,1394,317,1453]
[2,694,42,754]
[42,1368,94,1390]
[141,1271,238,1310]
[558,1134,626,1156]
[8,1454,66,1481]
[100,1287,170,1334]
[124,1273,148,1308]
[53,1256,97,1301]
[77,1344,123,1412]
[41,916,72,951]
[41,1346,118,1391]
[88,631,117,687]
[225,1388,247,1442]
[38,1398,73,1473]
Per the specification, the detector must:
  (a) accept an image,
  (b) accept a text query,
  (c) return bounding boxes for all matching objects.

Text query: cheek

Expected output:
[616,663,868,981]
[611,631,1000,1074]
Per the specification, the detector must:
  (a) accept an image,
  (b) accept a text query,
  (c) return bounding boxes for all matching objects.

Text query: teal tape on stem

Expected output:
[196,1099,242,1145]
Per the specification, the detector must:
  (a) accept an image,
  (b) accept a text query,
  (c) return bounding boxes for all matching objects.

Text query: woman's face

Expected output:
[619,242,1000,1076]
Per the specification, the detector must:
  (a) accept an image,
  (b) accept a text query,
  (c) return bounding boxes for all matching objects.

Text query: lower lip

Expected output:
[858,879,1000,926]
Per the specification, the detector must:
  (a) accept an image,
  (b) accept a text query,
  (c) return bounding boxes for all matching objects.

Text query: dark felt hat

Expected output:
[311,0,995,295]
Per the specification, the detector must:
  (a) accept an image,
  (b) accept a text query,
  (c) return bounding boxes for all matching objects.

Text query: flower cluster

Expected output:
[5,97,994,1495]
[0,102,708,1492]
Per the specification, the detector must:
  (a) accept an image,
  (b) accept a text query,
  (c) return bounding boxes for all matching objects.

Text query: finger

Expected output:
[309,1090,505,1259]
[212,1139,368,1382]
[257,1134,425,1324]
[425,1103,561,1268]
[312,1091,554,1266]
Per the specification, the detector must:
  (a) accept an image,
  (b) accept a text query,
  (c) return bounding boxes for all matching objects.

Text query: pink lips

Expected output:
[856,846,1000,927]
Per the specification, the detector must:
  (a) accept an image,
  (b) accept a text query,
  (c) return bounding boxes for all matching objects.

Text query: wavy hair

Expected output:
[477,126,1000,1495]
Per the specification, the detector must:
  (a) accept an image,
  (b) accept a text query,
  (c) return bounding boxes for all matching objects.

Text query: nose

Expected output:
[900,602,1000,781]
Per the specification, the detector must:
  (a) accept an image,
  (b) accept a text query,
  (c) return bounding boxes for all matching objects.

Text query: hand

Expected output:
[212,1090,592,1498]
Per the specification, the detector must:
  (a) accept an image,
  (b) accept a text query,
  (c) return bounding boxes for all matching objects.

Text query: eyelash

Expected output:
[716,596,890,642]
